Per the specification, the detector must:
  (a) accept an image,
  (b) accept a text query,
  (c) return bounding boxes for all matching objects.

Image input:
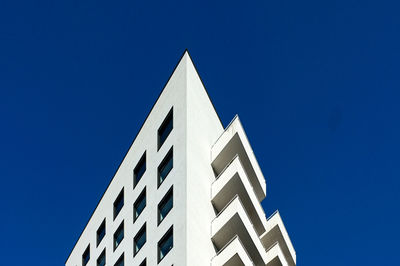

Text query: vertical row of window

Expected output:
[80,107,174,266]
[157,109,174,262]
[157,107,173,263]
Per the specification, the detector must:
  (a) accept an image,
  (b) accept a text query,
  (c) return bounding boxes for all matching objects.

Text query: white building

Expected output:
[66,51,296,266]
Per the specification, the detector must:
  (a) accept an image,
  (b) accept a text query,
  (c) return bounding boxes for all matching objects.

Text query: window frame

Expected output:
[113,220,124,251]
[157,107,173,150]
[96,248,106,266]
[158,226,173,263]
[113,188,124,220]
[158,186,173,225]
[133,187,146,222]
[82,244,90,266]
[134,151,146,188]
[157,147,173,188]
[114,253,124,266]
[96,219,106,247]
[139,258,146,266]
[133,223,147,257]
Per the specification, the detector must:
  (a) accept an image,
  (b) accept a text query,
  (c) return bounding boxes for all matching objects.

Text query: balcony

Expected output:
[211,236,254,266]
[260,211,296,266]
[265,242,289,266]
[211,196,268,265]
[211,155,267,235]
[211,116,266,201]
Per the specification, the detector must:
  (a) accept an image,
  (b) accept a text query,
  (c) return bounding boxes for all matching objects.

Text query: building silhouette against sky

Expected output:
[66,51,296,266]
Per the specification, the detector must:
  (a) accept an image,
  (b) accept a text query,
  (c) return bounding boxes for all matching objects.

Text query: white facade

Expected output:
[66,51,296,266]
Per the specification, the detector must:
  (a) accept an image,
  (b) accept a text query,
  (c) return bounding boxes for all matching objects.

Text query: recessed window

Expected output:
[158,147,173,187]
[134,187,146,222]
[114,188,124,220]
[134,152,146,187]
[114,253,124,266]
[82,245,90,266]
[96,219,106,246]
[134,223,146,256]
[158,187,173,224]
[139,258,146,266]
[158,226,173,262]
[114,221,124,251]
[158,107,173,150]
[97,249,106,266]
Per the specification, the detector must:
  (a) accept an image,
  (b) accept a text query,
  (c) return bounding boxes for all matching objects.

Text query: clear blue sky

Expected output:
[1,1,399,265]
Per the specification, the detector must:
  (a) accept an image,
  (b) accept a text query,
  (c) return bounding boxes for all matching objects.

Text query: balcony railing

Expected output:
[211,115,266,201]
[212,155,268,235]
[211,195,268,265]
[211,235,254,266]
[264,241,289,266]
[261,211,296,266]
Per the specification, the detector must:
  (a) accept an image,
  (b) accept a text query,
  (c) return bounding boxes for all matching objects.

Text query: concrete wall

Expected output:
[185,54,224,265]
[66,52,190,266]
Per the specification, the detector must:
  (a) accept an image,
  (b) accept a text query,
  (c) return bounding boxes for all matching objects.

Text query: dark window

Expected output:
[158,187,173,224]
[82,245,90,266]
[134,187,146,222]
[114,221,124,251]
[96,219,106,246]
[114,188,124,220]
[134,152,146,187]
[134,223,146,256]
[139,258,146,266]
[114,253,124,266]
[97,249,106,266]
[158,226,173,262]
[158,147,173,187]
[158,108,173,150]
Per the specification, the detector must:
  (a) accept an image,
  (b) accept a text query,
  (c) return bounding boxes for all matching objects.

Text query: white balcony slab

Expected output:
[211,116,266,201]
[212,196,268,266]
[212,156,268,235]
[212,236,254,266]
[265,242,289,266]
[261,211,296,266]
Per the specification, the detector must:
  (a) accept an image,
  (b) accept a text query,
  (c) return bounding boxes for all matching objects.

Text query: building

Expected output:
[65,50,296,266]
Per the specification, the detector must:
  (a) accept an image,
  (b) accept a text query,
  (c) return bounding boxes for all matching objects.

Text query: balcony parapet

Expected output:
[211,235,254,266]
[211,115,266,201]
[211,195,268,265]
[265,242,289,266]
[261,211,296,266]
[212,155,268,235]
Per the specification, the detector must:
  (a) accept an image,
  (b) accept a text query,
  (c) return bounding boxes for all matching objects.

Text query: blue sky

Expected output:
[1,0,399,265]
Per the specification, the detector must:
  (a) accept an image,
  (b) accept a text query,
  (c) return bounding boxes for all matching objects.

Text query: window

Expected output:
[134,152,146,187]
[82,245,90,266]
[97,249,106,266]
[114,188,124,220]
[96,219,106,246]
[158,147,173,187]
[139,258,146,266]
[134,223,146,256]
[158,226,173,262]
[134,187,146,222]
[114,253,124,266]
[114,221,124,251]
[158,187,173,224]
[158,107,173,150]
